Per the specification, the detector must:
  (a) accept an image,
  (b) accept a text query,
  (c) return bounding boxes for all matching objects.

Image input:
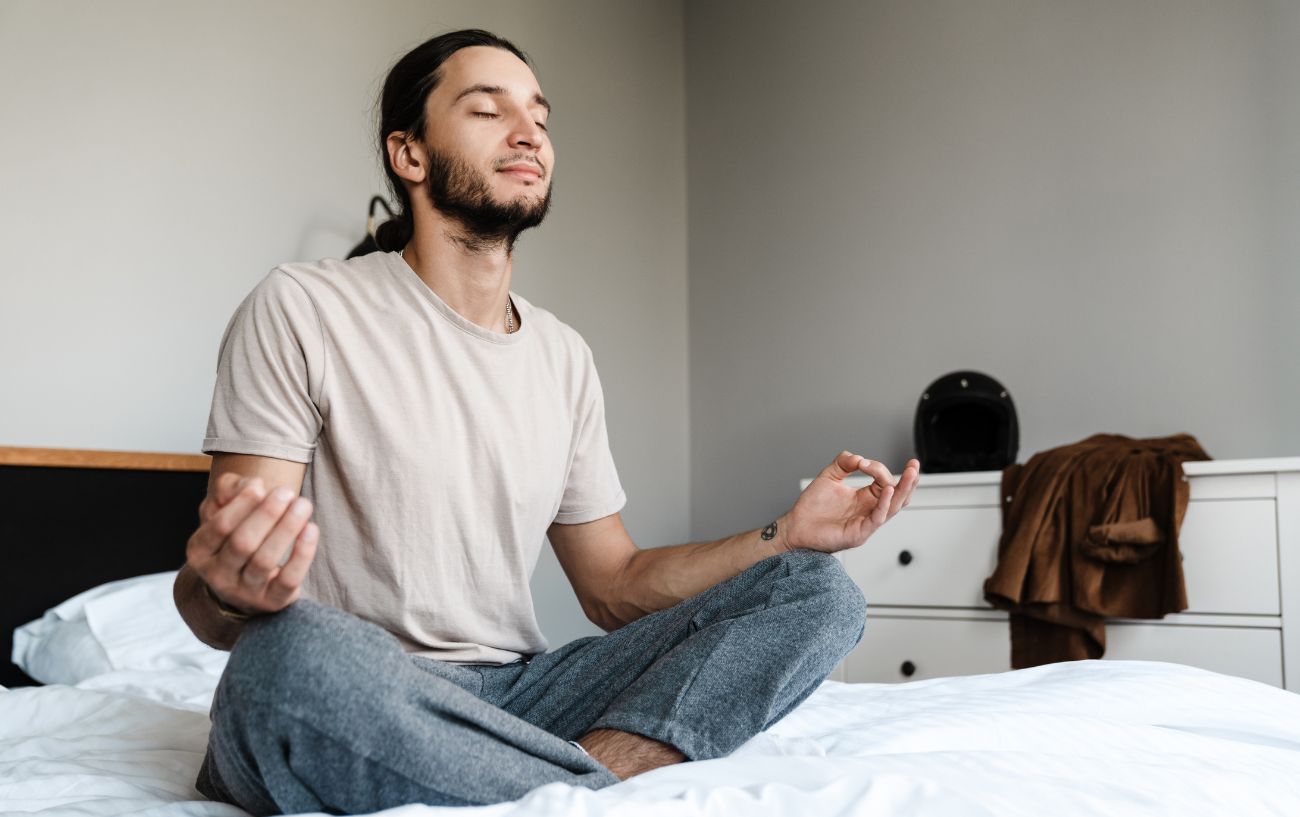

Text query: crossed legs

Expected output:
[198,549,866,815]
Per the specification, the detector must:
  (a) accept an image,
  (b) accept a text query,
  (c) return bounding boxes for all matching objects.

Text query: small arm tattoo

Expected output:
[760,520,778,541]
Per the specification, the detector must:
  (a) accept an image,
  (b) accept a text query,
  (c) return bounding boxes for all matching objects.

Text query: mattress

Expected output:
[3,657,1299,816]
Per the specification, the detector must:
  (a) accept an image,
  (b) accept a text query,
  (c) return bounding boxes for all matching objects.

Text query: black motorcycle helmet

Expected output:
[914,371,1018,472]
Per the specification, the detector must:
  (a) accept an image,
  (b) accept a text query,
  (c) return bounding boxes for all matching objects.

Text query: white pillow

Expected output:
[10,614,111,686]
[12,571,228,685]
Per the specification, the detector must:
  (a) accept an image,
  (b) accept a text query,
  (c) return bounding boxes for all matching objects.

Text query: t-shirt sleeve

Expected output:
[553,340,627,525]
[201,269,325,464]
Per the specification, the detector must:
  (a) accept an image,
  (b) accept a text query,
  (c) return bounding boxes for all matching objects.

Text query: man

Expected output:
[177,28,919,816]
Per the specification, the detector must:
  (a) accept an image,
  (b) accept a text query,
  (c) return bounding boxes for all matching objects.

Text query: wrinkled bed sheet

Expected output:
[2,659,1299,817]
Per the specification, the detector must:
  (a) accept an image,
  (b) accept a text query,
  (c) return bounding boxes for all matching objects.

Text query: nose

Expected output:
[508,110,546,152]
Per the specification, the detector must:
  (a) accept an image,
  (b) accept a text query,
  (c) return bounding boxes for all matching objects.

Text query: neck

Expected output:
[402,211,518,334]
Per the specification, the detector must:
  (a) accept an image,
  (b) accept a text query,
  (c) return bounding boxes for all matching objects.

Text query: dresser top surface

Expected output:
[822,456,1300,488]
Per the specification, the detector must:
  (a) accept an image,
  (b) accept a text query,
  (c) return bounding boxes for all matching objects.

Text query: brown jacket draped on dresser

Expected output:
[983,433,1212,668]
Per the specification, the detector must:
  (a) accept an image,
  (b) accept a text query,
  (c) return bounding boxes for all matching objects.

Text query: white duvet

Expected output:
[3,659,1299,817]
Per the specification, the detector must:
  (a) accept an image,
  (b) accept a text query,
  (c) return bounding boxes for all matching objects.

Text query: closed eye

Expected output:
[474,111,548,132]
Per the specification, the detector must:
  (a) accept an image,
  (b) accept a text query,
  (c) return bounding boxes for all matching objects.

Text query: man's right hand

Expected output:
[186,472,319,616]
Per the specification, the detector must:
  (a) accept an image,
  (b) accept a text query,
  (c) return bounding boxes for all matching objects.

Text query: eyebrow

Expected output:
[453,83,551,114]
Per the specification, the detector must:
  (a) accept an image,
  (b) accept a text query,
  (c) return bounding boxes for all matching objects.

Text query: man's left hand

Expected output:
[776,452,920,554]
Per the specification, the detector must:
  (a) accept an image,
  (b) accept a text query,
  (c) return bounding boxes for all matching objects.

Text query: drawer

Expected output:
[843,616,1009,683]
[1178,499,1279,615]
[838,507,1001,608]
[841,615,1284,688]
[837,500,1280,615]
[1106,621,1283,686]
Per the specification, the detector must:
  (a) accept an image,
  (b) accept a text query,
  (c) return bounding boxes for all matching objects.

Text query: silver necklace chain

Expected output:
[400,247,515,334]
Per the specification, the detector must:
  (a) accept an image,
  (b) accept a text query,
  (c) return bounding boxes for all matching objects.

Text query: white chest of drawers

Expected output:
[801,457,1300,691]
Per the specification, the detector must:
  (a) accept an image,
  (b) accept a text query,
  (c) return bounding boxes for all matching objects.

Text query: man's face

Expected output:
[417,46,555,244]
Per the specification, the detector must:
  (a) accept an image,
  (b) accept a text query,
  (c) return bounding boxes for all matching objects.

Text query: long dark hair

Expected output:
[374,29,531,252]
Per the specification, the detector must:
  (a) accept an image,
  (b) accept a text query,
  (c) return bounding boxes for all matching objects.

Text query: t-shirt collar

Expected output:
[385,251,528,345]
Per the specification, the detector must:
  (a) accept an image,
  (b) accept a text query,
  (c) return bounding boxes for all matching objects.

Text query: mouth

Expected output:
[498,163,543,181]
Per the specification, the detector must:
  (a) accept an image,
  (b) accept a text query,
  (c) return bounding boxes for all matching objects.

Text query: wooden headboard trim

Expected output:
[0,445,211,472]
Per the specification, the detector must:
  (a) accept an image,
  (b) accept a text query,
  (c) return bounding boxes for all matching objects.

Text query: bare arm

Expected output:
[175,453,316,651]
[548,452,919,631]
[547,513,784,631]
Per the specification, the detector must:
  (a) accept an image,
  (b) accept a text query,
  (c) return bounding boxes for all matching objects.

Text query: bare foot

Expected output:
[577,728,686,780]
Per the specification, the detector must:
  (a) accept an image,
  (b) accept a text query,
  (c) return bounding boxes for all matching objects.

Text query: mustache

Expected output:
[496,155,546,177]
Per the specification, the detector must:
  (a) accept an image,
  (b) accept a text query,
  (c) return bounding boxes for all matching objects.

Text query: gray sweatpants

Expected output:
[196,548,867,815]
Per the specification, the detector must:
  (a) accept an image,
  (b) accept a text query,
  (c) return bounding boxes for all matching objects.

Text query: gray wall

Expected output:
[1264,1,1300,448]
[0,0,688,646]
[685,0,1300,540]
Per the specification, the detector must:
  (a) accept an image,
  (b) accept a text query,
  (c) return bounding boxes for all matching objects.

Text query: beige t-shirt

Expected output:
[202,250,626,664]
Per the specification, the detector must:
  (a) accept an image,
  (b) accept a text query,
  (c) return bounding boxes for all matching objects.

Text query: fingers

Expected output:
[854,457,895,492]
[819,450,897,487]
[188,478,270,565]
[887,458,921,517]
[263,522,319,609]
[872,482,894,525]
[845,455,920,541]
[189,478,317,606]
[853,476,893,521]
[843,480,894,547]
[186,475,320,615]
[818,450,863,481]
[214,472,247,506]
[199,473,249,525]
[821,450,921,544]
[213,485,301,578]
[239,495,314,590]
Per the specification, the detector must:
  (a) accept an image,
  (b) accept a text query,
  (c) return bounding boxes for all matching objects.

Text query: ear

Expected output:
[385,132,427,185]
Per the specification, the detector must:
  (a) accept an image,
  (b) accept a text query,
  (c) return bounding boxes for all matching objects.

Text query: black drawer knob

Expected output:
[900,660,916,677]
[898,549,913,566]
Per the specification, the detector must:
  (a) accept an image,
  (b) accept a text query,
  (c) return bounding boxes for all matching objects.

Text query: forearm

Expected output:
[173,563,248,652]
[612,515,791,628]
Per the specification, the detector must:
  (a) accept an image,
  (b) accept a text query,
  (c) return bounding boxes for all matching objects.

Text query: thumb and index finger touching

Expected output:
[820,451,926,521]
[820,450,898,490]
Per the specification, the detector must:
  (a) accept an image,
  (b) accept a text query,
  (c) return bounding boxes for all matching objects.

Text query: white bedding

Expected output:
[2,659,1299,817]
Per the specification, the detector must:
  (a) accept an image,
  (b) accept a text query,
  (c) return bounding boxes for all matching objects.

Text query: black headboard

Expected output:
[0,446,211,688]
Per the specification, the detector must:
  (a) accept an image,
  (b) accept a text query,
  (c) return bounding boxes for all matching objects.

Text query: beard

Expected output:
[422,146,552,253]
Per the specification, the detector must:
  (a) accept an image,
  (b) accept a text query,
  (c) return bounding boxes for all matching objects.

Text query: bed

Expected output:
[4,445,1300,817]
